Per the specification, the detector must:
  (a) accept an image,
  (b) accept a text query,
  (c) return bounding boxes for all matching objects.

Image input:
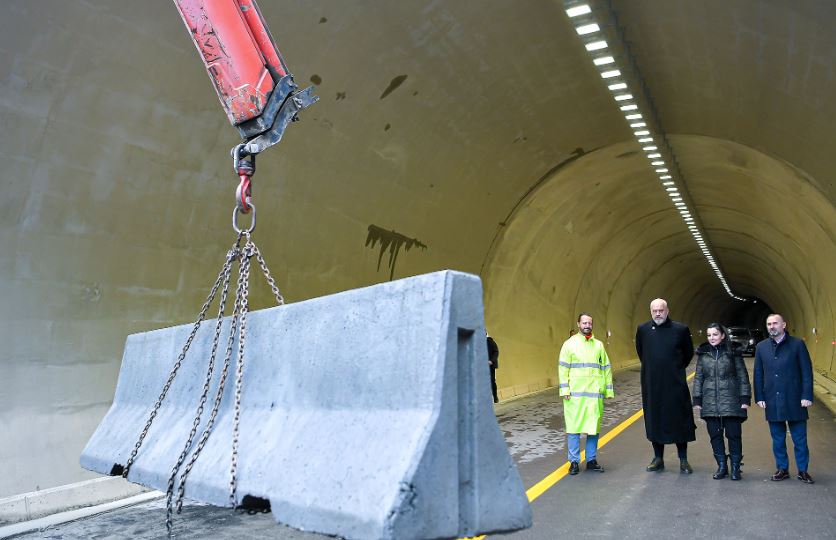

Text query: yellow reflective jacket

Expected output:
[558,333,615,434]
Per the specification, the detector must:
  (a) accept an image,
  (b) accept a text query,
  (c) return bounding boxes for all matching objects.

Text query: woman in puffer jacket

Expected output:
[692,323,751,480]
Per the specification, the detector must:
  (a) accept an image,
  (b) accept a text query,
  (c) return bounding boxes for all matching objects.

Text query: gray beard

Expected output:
[653,317,666,325]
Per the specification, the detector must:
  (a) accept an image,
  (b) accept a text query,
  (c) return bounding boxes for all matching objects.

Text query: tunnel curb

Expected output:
[813,373,836,417]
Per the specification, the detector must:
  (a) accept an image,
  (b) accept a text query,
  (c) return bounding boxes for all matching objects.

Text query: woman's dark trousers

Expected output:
[705,417,743,479]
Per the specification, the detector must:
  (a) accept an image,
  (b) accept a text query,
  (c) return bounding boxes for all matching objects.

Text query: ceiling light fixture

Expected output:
[566,4,592,17]
[576,23,600,35]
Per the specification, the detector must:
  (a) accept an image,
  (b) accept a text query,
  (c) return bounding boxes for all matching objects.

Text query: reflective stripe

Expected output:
[570,391,605,399]
[559,383,570,388]
[559,361,610,370]
[606,384,614,390]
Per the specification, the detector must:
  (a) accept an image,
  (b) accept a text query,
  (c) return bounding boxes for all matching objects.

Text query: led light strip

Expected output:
[564,1,747,301]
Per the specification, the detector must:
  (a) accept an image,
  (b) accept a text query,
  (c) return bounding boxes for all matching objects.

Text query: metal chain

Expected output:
[169,247,248,533]
[229,238,252,506]
[251,241,285,305]
[162,243,237,535]
[123,227,285,537]
[122,252,235,479]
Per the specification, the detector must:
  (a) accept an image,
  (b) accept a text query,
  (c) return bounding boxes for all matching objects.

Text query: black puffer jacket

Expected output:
[692,341,751,419]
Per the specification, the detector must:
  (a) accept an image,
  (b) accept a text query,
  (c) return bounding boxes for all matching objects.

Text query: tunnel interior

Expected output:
[1,0,835,497]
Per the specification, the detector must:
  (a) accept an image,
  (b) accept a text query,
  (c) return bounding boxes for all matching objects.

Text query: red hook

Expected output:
[236,161,255,213]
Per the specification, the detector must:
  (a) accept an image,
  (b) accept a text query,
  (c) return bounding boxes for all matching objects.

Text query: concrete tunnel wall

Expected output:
[1,0,835,497]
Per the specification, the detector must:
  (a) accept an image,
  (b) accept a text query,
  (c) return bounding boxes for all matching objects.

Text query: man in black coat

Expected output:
[754,313,815,484]
[487,334,500,403]
[635,298,696,473]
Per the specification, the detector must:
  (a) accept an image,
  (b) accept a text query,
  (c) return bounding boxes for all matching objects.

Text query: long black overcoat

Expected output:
[635,318,696,444]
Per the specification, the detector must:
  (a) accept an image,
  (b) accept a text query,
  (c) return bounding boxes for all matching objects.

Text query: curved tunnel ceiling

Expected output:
[1,0,835,496]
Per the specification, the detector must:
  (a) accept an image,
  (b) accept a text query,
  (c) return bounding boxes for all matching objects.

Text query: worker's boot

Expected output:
[730,455,743,481]
[712,454,728,479]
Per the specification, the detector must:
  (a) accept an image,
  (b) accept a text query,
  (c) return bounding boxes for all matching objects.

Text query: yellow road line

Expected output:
[464,371,695,540]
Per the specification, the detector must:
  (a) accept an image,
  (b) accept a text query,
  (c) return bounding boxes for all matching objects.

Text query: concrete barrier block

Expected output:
[81,270,531,539]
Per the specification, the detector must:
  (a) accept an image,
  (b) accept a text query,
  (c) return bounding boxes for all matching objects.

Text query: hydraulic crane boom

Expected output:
[173,0,318,157]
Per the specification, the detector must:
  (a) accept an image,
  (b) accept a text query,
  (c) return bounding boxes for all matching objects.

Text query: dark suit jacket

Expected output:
[487,336,499,369]
[753,333,813,422]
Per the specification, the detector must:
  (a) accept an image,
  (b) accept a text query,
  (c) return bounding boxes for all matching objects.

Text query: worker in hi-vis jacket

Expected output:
[558,312,615,475]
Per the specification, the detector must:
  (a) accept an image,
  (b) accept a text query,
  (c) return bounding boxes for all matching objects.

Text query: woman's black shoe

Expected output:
[713,454,728,479]
[730,455,743,481]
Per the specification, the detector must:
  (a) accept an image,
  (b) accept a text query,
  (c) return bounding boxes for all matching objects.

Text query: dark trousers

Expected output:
[652,441,688,459]
[704,416,743,458]
[490,366,498,403]
[768,420,809,472]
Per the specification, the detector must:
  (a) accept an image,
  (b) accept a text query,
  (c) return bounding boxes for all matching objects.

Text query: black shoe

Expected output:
[680,459,693,474]
[771,469,789,481]
[730,455,742,481]
[569,461,580,475]
[713,455,728,480]
[646,457,664,472]
[586,460,605,473]
[797,471,815,484]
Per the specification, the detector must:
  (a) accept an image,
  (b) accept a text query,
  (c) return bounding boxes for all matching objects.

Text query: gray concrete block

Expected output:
[80,270,532,539]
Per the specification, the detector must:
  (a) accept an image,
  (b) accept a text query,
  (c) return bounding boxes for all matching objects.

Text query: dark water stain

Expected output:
[412,91,419,96]
[380,74,408,100]
[319,16,327,23]
[365,225,427,280]
[336,91,346,101]
[310,74,322,85]
[616,150,638,159]
[384,123,391,131]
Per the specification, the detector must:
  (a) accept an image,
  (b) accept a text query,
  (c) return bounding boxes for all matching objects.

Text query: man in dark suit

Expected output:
[487,334,499,403]
[635,298,696,473]
[754,313,815,484]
